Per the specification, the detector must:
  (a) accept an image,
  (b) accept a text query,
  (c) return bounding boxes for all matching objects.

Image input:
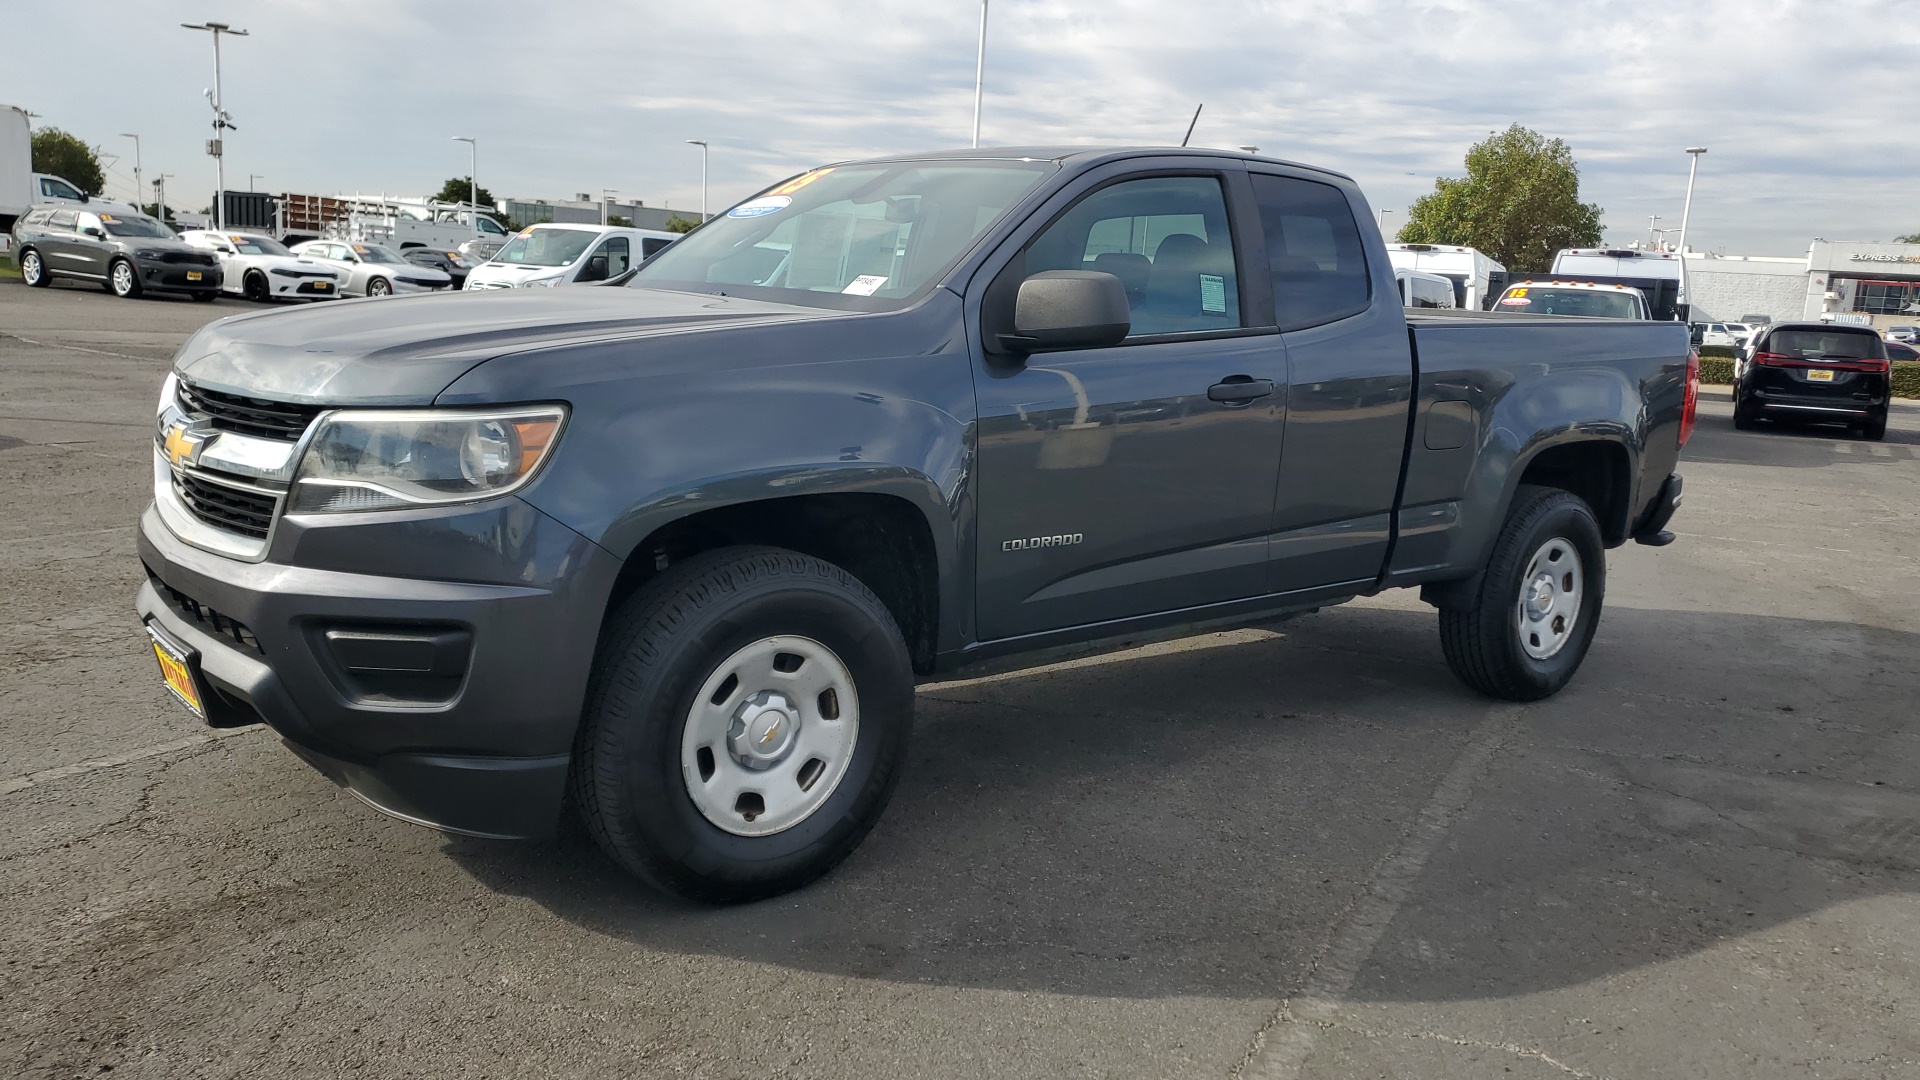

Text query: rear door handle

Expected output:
[1207,376,1277,404]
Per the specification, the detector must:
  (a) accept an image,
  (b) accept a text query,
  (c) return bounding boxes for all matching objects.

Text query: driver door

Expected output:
[970,167,1289,641]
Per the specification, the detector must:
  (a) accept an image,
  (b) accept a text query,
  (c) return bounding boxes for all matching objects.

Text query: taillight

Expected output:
[1679,348,1700,447]
[1753,352,1790,367]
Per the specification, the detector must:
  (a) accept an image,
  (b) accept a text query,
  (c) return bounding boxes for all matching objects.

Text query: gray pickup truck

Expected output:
[136,147,1695,901]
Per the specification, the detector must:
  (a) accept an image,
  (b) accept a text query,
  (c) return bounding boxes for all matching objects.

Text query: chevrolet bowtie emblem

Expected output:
[161,421,208,468]
[759,720,782,745]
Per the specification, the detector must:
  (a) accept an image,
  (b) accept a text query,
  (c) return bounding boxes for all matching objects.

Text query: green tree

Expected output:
[608,214,633,228]
[433,176,496,210]
[1896,233,1920,244]
[665,214,701,234]
[1397,124,1603,273]
[30,128,105,195]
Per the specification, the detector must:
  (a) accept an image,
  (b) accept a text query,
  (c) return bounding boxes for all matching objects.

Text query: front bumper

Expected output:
[137,261,223,293]
[134,496,622,839]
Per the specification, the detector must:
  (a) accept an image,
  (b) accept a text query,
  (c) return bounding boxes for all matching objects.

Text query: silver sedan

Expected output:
[288,240,453,297]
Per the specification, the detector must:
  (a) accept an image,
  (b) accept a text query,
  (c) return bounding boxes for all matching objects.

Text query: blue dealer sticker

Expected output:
[728,195,792,219]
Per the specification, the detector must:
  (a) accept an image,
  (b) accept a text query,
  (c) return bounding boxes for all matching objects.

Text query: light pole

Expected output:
[685,140,708,221]
[451,136,478,240]
[247,173,264,192]
[154,174,175,225]
[602,189,618,226]
[120,134,142,212]
[182,21,248,229]
[972,0,989,148]
[1646,214,1661,249]
[1378,209,1393,236]
[1675,147,1706,311]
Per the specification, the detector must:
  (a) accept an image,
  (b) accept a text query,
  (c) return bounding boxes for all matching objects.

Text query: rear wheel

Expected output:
[1731,387,1758,430]
[366,276,391,297]
[243,270,270,302]
[1860,408,1888,441]
[572,546,914,903]
[19,249,50,287]
[109,258,142,298]
[1439,485,1606,701]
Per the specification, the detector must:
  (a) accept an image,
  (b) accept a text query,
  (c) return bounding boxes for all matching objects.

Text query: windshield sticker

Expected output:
[1499,297,1532,306]
[229,235,245,242]
[1200,274,1227,314]
[729,195,792,220]
[99,215,118,223]
[841,274,888,296]
[768,168,834,197]
[1509,288,1527,297]
[352,245,369,252]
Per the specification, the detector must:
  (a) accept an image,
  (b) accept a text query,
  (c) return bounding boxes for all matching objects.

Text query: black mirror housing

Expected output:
[1001,270,1130,354]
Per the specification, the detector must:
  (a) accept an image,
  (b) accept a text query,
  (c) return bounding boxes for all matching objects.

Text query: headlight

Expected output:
[523,275,563,288]
[136,248,167,260]
[290,406,566,513]
[158,372,179,416]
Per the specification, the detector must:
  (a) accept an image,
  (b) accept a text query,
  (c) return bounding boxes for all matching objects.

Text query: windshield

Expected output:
[99,214,174,239]
[232,234,293,256]
[1497,286,1641,319]
[494,228,598,268]
[353,244,404,265]
[1766,330,1882,360]
[631,159,1055,309]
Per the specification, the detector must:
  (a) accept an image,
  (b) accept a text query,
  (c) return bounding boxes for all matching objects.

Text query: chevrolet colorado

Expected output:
[136,147,1694,901]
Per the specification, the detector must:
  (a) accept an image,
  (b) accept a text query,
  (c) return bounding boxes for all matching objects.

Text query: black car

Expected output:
[399,246,473,289]
[1733,322,1889,439]
[11,207,222,300]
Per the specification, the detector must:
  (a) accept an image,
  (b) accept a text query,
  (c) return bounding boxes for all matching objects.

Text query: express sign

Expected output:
[1849,253,1920,264]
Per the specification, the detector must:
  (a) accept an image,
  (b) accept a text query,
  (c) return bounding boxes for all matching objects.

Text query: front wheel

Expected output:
[572,546,914,903]
[243,271,270,302]
[109,258,142,298]
[19,249,51,287]
[366,276,391,297]
[1438,485,1606,701]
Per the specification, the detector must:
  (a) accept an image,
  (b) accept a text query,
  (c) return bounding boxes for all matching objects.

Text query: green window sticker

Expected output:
[1200,273,1227,314]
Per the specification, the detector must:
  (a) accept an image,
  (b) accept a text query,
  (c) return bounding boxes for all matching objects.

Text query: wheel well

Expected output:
[1516,441,1631,545]
[607,493,941,674]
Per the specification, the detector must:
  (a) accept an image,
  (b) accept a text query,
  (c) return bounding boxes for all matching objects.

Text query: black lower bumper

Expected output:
[134,498,621,840]
[1633,472,1683,546]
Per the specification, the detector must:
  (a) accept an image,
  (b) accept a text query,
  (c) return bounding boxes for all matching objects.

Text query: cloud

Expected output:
[10,0,1917,253]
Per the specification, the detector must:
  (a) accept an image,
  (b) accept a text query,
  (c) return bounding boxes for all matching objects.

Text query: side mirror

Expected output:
[579,255,609,282]
[83,226,106,239]
[999,270,1130,354]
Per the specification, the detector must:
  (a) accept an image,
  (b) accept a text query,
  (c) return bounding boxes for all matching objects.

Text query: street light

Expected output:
[1378,209,1394,235]
[1238,145,1259,154]
[685,140,708,221]
[1676,147,1707,310]
[602,188,618,226]
[247,173,265,192]
[120,133,142,212]
[972,0,989,148]
[153,173,176,225]
[181,21,248,229]
[451,136,478,241]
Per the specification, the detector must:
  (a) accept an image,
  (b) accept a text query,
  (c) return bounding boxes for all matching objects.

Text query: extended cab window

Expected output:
[632,160,1053,310]
[1022,175,1242,336]
[1250,174,1370,330]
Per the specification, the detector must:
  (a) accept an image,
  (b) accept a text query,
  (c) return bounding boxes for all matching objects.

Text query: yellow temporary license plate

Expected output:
[186,270,203,281]
[312,281,331,290]
[1806,369,1835,382]
[148,625,206,719]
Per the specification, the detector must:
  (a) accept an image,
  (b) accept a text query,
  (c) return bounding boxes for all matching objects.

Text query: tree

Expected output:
[30,128,105,195]
[608,214,633,228]
[1896,233,1920,244]
[665,214,701,234]
[1397,124,1603,274]
[432,176,496,210]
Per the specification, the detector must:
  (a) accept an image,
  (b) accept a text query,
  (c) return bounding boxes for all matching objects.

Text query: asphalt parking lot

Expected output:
[3,278,1917,1079]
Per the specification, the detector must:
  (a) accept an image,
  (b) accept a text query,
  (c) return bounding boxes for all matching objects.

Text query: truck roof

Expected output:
[819,146,1358,186]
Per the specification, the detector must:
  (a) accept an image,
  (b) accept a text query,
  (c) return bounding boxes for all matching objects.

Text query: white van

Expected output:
[1550,248,1682,281]
[1384,244,1506,310]
[1395,267,1457,309]
[464,223,678,290]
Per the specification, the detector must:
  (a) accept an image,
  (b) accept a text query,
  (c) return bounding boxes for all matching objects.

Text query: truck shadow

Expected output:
[444,602,1920,1004]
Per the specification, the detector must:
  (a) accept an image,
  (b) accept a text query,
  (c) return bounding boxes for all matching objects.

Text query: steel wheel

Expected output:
[1515,537,1583,660]
[110,259,140,298]
[680,634,860,837]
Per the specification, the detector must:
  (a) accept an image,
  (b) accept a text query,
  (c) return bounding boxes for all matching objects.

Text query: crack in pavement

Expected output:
[0,724,264,798]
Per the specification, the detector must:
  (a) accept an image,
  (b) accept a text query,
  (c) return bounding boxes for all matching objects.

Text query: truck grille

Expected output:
[160,251,219,266]
[172,471,278,540]
[177,381,322,442]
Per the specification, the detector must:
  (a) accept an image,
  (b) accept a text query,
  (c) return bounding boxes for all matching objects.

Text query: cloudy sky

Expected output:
[11,1,1918,255]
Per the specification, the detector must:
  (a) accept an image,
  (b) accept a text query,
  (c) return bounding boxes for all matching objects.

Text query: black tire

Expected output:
[1860,408,1887,442]
[1731,387,1758,430]
[190,290,217,303]
[1438,485,1606,701]
[243,271,270,302]
[366,276,391,297]
[109,258,142,298]
[18,248,51,287]
[572,545,914,903]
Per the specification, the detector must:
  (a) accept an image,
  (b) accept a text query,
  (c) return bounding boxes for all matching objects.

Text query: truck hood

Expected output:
[173,286,839,405]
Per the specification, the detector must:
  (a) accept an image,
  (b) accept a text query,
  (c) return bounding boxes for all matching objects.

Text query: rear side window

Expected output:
[23,208,50,225]
[1250,174,1371,330]
[641,236,672,258]
[1021,175,1242,336]
[1764,330,1883,360]
[50,210,77,228]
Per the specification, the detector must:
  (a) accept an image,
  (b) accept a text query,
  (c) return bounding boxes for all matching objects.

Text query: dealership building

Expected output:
[1684,240,1920,328]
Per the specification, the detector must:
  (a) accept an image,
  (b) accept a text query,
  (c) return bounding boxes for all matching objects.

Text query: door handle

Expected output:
[1207,376,1276,404]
